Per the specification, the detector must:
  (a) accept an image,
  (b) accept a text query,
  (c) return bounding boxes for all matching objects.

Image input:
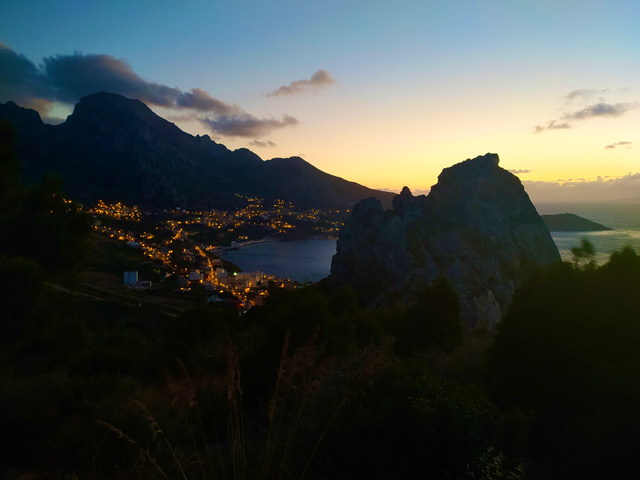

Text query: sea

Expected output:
[220,203,640,283]
[536,202,640,265]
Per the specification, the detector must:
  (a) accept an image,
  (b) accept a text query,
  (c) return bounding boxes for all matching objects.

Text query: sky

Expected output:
[1,0,639,202]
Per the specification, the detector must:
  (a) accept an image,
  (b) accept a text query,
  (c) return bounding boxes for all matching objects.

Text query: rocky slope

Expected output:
[329,153,561,328]
[0,92,394,210]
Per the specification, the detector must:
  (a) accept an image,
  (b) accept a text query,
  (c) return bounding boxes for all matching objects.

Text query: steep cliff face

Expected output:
[329,153,560,328]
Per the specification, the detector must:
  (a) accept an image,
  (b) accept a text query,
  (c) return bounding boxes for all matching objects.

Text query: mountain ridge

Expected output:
[0,92,394,210]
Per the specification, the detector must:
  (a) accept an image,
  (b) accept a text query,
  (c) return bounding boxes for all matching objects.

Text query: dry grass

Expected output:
[100,330,362,480]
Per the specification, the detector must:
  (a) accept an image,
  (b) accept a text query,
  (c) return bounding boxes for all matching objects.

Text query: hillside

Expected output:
[0,92,394,210]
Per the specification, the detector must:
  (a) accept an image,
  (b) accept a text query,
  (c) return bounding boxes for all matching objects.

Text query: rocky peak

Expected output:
[329,153,560,328]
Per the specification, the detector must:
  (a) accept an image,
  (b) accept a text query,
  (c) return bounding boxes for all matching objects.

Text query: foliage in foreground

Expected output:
[487,243,640,479]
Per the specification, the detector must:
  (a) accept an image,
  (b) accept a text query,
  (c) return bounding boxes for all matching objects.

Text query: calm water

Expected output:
[220,238,338,283]
[536,202,640,264]
[221,203,640,282]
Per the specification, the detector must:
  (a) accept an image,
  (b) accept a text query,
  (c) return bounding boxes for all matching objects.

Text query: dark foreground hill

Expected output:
[0,92,394,210]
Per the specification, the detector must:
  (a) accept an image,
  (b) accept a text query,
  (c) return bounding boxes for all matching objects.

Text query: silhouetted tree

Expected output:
[392,277,462,354]
[0,122,91,275]
[570,237,596,269]
[487,245,640,479]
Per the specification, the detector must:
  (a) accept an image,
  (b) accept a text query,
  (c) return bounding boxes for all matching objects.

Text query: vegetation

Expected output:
[3,122,640,478]
[487,240,640,479]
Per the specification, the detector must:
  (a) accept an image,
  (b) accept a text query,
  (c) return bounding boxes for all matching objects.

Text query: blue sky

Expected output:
[2,0,639,201]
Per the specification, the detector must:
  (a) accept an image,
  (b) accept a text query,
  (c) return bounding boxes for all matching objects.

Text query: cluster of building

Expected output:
[89,197,343,311]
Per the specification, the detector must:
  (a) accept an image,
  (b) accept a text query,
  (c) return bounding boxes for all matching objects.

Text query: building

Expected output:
[124,270,138,285]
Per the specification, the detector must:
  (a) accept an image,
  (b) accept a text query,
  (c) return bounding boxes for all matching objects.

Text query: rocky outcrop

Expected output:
[329,153,561,328]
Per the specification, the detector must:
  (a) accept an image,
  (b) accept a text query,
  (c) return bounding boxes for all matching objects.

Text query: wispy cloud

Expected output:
[534,121,571,133]
[0,44,298,138]
[249,139,277,148]
[267,69,335,97]
[508,168,531,174]
[565,88,608,103]
[200,114,298,138]
[534,88,638,134]
[562,102,638,121]
[604,141,633,150]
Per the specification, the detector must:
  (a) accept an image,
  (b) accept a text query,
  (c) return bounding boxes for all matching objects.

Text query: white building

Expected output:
[124,270,138,285]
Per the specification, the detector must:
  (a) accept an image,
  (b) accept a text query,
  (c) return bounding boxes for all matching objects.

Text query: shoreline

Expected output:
[216,234,338,252]
[217,236,338,283]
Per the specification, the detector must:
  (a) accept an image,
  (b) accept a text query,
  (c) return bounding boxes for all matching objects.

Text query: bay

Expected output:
[219,238,338,283]
[221,203,640,283]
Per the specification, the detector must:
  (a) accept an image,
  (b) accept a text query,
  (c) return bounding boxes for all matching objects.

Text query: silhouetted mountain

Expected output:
[329,153,560,328]
[0,92,394,210]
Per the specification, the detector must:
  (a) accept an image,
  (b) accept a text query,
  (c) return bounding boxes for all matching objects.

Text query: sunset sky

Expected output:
[1,0,639,201]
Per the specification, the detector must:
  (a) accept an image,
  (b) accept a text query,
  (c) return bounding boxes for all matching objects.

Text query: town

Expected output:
[87,196,347,311]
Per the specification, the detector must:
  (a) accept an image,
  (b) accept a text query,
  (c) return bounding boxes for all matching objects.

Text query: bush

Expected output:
[487,247,640,478]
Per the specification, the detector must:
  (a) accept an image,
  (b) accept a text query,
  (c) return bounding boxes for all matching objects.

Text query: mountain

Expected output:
[329,153,561,328]
[0,92,394,210]
[541,213,611,232]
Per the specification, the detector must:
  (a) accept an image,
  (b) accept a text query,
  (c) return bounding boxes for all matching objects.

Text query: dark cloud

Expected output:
[200,114,298,138]
[534,120,571,133]
[42,53,177,105]
[0,44,298,139]
[0,43,55,112]
[508,169,531,174]
[176,87,237,115]
[605,141,633,150]
[248,140,277,148]
[41,52,241,115]
[267,69,335,97]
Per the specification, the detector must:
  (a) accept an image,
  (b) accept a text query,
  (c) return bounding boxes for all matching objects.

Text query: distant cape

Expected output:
[0,92,394,210]
[541,213,611,232]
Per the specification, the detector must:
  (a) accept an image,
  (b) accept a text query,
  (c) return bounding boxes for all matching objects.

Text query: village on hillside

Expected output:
[87,196,346,312]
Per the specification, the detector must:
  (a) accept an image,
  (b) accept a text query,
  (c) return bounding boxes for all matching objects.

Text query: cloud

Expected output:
[565,88,608,103]
[175,87,238,115]
[534,88,639,134]
[508,169,531,174]
[0,43,55,113]
[200,114,298,138]
[42,52,243,116]
[267,69,335,97]
[523,172,640,202]
[0,44,297,139]
[249,140,277,148]
[534,120,571,133]
[605,141,633,150]
[562,102,638,121]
